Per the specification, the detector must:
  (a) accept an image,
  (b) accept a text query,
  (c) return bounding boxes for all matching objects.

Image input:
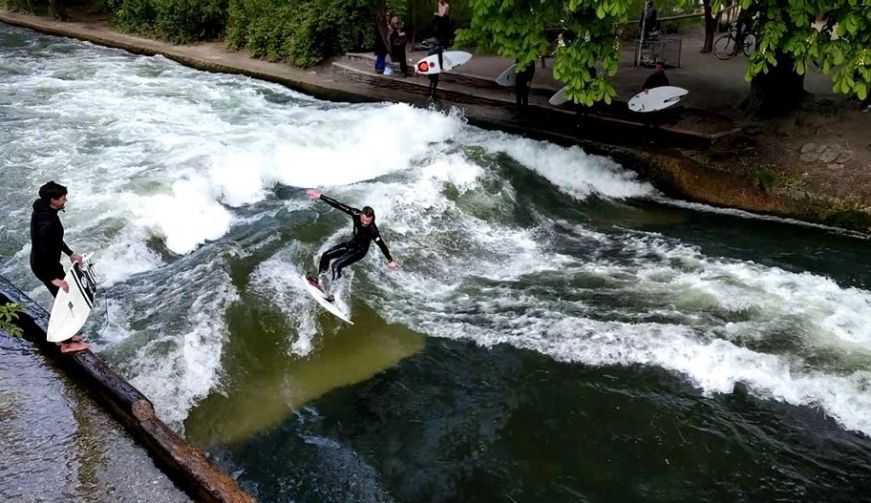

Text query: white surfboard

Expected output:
[495,63,517,87]
[415,51,473,75]
[548,85,570,106]
[302,275,353,325]
[46,258,97,343]
[628,86,689,112]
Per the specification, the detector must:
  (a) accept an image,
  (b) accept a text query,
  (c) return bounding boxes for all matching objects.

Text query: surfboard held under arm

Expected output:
[628,86,689,112]
[47,257,97,343]
[415,51,473,75]
[302,275,353,325]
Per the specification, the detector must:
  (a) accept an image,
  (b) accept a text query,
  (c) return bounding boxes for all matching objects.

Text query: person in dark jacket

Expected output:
[639,0,658,39]
[389,17,409,77]
[434,0,451,49]
[305,189,398,300]
[30,181,89,353]
[515,60,536,113]
[374,19,389,74]
[426,41,444,100]
[641,61,669,90]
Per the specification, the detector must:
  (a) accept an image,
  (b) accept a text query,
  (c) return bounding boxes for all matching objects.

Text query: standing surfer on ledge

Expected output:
[305,189,398,301]
[30,181,89,354]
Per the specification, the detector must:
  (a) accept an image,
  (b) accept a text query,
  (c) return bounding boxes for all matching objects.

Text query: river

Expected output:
[2,23,870,502]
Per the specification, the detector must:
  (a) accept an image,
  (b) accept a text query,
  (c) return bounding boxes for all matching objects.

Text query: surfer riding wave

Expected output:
[305,189,398,301]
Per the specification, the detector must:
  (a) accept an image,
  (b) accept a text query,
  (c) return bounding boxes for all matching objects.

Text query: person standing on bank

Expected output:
[305,189,398,301]
[426,40,444,100]
[641,61,669,91]
[515,60,536,114]
[30,181,89,354]
[434,0,451,49]
[389,17,409,77]
[374,15,390,74]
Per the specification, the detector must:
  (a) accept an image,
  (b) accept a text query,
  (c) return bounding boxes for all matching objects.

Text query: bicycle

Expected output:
[714,24,755,60]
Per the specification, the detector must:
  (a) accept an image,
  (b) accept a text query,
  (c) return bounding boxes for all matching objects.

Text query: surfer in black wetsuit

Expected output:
[305,189,398,299]
[30,181,89,354]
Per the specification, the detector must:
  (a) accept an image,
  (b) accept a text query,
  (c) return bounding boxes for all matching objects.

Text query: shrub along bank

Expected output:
[3,0,472,67]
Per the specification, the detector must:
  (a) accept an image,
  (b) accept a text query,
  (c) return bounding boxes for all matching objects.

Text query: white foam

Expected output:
[371,221,871,436]
[101,262,238,428]
[5,34,871,440]
[135,176,233,255]
[462,131,655,199]
[249,245,352,356]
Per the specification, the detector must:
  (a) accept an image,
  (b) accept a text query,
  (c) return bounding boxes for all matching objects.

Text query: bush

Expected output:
[153,0,227,43]
[106,0,157,34]
[106,0,228,42]
[0,303,24,339]
[227,0,374,68]
[4,0,32,12]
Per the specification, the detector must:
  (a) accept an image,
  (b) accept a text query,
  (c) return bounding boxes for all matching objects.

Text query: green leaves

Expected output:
[732,0,871,102]
[0,303,24,339]
[463,0,628,105]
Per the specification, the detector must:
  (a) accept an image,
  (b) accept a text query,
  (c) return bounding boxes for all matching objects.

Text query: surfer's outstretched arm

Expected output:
[372,225,399,270]
[305,189,358,216]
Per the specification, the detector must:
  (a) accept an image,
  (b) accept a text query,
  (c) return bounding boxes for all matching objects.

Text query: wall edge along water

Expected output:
[0,275,257,503]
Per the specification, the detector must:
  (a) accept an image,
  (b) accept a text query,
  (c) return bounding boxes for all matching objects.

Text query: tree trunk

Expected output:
[743,51,806,116]
[701,0,715,53]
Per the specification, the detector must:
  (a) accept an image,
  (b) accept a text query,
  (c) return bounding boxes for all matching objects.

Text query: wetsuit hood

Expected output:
[33,198,58,215]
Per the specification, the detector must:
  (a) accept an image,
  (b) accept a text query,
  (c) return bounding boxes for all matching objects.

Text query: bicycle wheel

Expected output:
[742,34,756,57]
[714,34,736,60]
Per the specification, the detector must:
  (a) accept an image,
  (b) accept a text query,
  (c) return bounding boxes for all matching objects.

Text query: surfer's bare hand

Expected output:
[52,279,70,293]
[70,253,84,265]
[305,189,321,200]
[388,260,398,270]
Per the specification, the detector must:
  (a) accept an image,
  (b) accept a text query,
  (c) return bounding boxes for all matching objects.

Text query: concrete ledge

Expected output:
[0,275,256,503]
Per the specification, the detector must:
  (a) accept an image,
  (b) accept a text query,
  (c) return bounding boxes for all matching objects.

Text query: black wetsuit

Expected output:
[30,198,73,297]
[642,71,669,90]
[515,61,536,109]
[427,44,444,99]
[317,195,393,280]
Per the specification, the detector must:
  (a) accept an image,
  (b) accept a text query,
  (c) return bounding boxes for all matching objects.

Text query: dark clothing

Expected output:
[642,71,669,90]
[373,25,388,56]
[515,62,536,108]
[735,9,753,52]
[374,24,389,73]
[319,242,368,280]
[30,198,72,287]
[427,46,443,98]
[434,14,451,48]
[640,5,658,38]
[428,74,440,98]
[389,27,409,76]
[317,195,393,279]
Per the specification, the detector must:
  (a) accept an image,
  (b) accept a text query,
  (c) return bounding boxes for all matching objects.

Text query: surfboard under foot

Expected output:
[302,275,353,325]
